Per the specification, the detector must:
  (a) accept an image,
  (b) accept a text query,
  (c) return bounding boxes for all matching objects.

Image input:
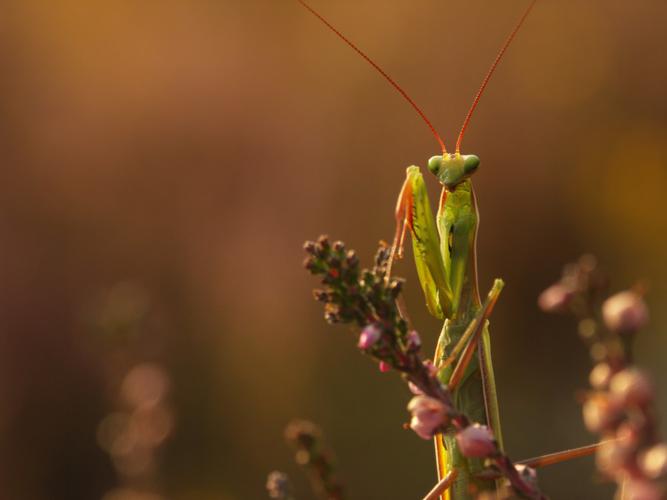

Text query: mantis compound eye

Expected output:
[463,155,480,175]
[428,155,443,175]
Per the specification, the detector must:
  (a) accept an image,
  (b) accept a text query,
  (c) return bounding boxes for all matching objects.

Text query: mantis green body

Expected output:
[394,156,504,499]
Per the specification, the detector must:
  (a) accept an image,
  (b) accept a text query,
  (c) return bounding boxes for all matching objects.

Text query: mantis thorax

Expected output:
[428,153,480,190]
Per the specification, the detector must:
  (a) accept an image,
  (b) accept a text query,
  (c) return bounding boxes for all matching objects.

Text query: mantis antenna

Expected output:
[296,0,448,155]
[455,0,537,154]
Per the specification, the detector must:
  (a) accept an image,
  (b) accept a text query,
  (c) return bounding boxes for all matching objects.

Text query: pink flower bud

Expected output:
[582,393,622,433]
[538,283,573,313]
[622,479,664,500]
[407,395,448,440]
[589,363,613,390]
[456,424,497,458]
[609,368,654,407]
[602,291,649,334]
[358,324,382,350]
[408,382,423,395]
[405,330,421,351]
[639,443,667,479]
[423,360,438,377]
[616,421,641,448]
[378,361,391,373]
[595,439,631,478]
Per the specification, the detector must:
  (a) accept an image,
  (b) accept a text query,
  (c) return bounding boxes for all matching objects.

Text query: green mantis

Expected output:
[392,158,506,499]
[296,1,536,498]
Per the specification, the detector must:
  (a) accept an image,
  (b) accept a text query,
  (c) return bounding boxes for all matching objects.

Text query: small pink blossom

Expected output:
[456,424,496,458]
[378,361,391,373]
[609,368,654,407]
[616,421,641,448]
[595,439,632,478]
[602,291,649,334]
[622,479,664,500]
[537,283,573,313]
[407,395,448,440]
[408,382,422,395]
[589,363,613,390]
[405,330,421,351]
[358,324,382,350]
[582,393,622,433]
[639,443,667,479]
[423,360,438,377]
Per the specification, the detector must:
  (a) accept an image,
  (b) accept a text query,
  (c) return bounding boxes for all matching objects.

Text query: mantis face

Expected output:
[427,154,480,190]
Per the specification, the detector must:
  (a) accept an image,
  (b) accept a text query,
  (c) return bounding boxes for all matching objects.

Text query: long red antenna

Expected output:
[455,0,537,154]
[296,0,448,155]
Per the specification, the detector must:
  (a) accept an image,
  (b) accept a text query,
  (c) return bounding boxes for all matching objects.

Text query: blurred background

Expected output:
[1,1,666,499]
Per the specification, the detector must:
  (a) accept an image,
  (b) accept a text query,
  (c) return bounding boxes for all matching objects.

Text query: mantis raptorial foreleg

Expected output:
[391,166,451,319]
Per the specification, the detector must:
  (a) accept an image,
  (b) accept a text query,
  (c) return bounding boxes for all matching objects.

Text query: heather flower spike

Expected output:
[540,256,665,498]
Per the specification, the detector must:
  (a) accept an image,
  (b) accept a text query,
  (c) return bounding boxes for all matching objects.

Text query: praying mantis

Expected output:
[295,1,599,499]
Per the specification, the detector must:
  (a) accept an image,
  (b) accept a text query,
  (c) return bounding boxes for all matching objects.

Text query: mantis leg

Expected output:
[440,280,503,393]
[447,281,504,451]
[433,280,504,500]
[390,166,452,319]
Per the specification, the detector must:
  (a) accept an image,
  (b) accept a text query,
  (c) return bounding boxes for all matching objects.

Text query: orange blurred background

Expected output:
[1,1,666,499]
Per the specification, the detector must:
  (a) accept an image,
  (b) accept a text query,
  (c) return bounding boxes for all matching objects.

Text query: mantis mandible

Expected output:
[296,1,537,498]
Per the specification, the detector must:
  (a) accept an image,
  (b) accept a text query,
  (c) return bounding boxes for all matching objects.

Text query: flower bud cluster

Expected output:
[304,236,421,372]
[585,365,664,495]
[305,236,406,330]
[540,256,664,498]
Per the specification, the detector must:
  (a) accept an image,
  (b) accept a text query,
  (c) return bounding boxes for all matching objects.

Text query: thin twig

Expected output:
[421,470,458,500]
[519,442,604,469]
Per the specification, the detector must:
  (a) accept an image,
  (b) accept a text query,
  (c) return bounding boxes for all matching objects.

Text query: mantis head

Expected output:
[427,154,480,189]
